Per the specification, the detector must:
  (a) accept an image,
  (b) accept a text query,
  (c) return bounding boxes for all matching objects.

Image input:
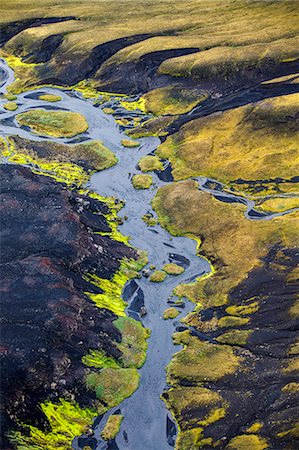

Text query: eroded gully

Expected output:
[0,58,297,450]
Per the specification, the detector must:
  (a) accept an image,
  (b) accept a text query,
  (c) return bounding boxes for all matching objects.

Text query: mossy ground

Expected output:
[156,94,299,195]
[150,270,167,282]
[16,109,89,138]
[3,101,18,110]
[38,94,62,102]
[101,414,123,440]
[138,155,163,172]
[132,174,153,189]
[163,307,180,320]
[163,263,185,275]
[121,139,140,148]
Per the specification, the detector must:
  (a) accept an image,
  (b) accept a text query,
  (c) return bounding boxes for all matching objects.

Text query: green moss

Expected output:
[132,174,153,189]
[150,270,167,282]
[225,302,259,316]
[16,109,89,138]
[246,422,263,433]
[9,400,96,450]
[138,155,163,172]
[121,139,140,148]
[114,317,150,368]
[163,263,185,275]
[167,330,240,385]
[86,368,140,408]
[216,330,253,346]
[156,94,299,194]
[4,93,17,101]
[142,213,157,227]
[39,94,62,102]
[282,382,299,393]
[226,434,268,450]
[3,101,18,111]
[127,115,176,139]
[101,414,123,440]
[255,197,299,213]
[143,85,208,116]
[82,350,121,369]
[120,98,145,112]
[163,307,180,320]
[218,316,250,328]
[103,107,115,114]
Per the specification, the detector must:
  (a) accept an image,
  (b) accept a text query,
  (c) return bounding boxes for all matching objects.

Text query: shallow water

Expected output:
[0,58,297,450]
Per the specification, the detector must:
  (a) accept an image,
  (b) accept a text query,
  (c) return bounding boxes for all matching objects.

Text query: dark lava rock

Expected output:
[0,164,137,448]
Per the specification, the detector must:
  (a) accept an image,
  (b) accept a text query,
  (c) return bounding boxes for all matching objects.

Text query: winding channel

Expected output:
[0,58,297,450]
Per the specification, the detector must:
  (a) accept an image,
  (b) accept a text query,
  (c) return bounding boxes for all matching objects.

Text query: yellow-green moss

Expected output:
[3,101,18,111]
[156,94,299,194]
[226,434,268,450]
[82,350,121,369]
[39,94,62,102]
[114,316,150,368]
[120,98,145,113]
[283,358,299,374]
[16,109,89,138]
[101,414,123,440]
[127,115,176,139]
[9,400,97,450]
[246,422,263,434]
[216,330,253,346]
[142,213,157,227]
[132,174,153,189]
[163,263,185,275]
[282,383,299,393]
[86,368,140,408]
[103,107,115,114]
[218,316,250,328]
[256,196,299,213]
[4,93,17,101]
[163,307,180,320]
[225,301,259,316]
[167,330,241,384]
[138,155,163,172]
[121,139,140,148]
[150,270,167,282]
[143,85,207,116]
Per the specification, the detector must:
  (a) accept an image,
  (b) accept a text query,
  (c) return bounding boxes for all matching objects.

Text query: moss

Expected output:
[163,263,185,275]
[156,94,299,194]
[103,107,115,114]
[153,180,299,308]
[150,270,167,282]
[86,368,140,408]
[120,98,146,113]
[163,307,180,320]
[114,317,150,368]
[226,434,268,450]
[82,350,121,369]
[3,101,18,111]
[16,109,89,138]
[142,213,157,227]
[216,330,253,346]
[39,94,62,102]
[101,414,123,440]
[132,174,153,189]
[226,302,259,316]
[4,93,17,101]
[218,316,250,328]
[121,139,140,148]
[143,85,208,116]
[282,383,299,393]
[256,197,299,213]
[167,330,240,384]
[246,422,263,434]
[9,399,97,450]
[127,115,176,139]
[283,358,299,373]
[138,155,163,172]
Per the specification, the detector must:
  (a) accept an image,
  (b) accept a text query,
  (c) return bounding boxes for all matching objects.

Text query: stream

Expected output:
[0,58,297,450]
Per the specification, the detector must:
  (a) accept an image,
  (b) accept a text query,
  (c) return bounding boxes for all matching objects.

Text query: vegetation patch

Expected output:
[163,307,180,320]
[127,116,176,139]
[142,213,157,227]
[16,109,89,138]
[216,330,253,346]
[101,414,124,441]
[132,174,153,189]
[166,331,241,385]
[138,155,163,172]
[226,434,268,450]
[163,263,185,275]
[255,197,299,213]
[39,94,62,102]
[114,317,150,368]
[143,85,207,116]
[86,368,140,409]
[121,138,140,148]
[3,101,18,111]
[150,270,167,282]
[156,94,299,194]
